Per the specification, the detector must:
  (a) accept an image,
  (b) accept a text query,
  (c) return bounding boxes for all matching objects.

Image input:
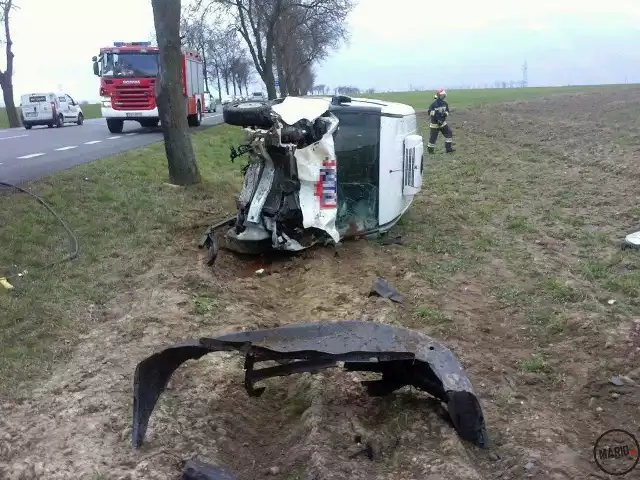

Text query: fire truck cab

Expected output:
[92,41,205,134]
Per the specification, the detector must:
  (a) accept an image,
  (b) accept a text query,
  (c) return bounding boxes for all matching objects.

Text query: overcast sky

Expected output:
[2,0,639,104]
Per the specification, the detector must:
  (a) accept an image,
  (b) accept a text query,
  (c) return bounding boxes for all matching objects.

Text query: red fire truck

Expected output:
[92,41,205,134]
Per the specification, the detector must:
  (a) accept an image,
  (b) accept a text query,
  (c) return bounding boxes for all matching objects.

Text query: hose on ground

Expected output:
[0,181,79,280]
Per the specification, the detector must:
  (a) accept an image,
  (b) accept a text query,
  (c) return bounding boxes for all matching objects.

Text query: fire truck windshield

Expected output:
[100,52,159,78]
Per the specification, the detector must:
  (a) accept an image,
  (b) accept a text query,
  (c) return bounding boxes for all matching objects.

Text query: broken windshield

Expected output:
[332,111,381,236]
[100,52,159,78]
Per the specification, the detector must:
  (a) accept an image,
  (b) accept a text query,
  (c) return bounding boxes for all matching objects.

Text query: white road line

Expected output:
[124,133,137,136]
[107,136,122,140]
[0,134,28,140]
[55,146,77,151]
[84,140,102,145]
[17,152,45,159]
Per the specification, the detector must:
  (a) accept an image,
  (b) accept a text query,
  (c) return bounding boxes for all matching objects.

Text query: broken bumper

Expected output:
[132,320,489,449]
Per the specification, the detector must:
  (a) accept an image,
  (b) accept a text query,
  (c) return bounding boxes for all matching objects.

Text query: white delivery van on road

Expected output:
[19,92,85,129]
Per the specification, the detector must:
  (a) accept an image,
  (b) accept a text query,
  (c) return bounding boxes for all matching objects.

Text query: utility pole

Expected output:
[521,60,528,88]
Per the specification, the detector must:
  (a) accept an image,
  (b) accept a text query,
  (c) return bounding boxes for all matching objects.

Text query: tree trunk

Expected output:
[264,58,277,100]
[223,74,229,95]
[232,78,237,96]
[275,51,287,97]
[216,70,222,102]
[151,0,201,186]
[0,0,20,129]
[201,46,209,92]
[0,79,19,127]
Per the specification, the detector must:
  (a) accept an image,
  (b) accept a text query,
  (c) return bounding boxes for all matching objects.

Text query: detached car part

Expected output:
[132,321,489,450]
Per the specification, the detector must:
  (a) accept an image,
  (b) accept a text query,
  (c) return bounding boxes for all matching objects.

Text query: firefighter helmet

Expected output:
[435,88,447,99]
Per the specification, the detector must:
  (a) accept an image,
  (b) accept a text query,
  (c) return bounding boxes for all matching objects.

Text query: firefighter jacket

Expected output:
[428,97,450,127]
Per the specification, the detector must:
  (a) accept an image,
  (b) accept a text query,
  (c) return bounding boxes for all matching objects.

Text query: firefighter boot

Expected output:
[427,145,435,154]
[445,141,454,153]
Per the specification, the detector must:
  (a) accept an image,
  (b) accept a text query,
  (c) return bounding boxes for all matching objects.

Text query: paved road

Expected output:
[0,113,224,185]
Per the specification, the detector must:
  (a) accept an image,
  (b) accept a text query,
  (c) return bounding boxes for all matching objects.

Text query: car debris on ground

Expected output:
[131,320,489,463]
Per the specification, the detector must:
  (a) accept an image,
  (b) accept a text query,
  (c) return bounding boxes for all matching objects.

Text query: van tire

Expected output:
[77,113,84,126]
[107,119,124,134]
[24,124,32,130]
[223,100,273,129]
[56,114,64,128]
[47,123,54,128]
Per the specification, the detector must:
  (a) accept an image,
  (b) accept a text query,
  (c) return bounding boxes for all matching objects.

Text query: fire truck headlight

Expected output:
[101,97,111,108]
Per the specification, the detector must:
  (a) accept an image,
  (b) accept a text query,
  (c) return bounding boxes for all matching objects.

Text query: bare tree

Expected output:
[274,0,353,97]
[151,0,201,185]
[197,0,353,100]
[0,0,19,128]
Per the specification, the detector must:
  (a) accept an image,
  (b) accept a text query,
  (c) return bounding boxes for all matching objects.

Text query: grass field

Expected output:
[1,85,639,479]
[0,103,101,129]
[372,84,639,109]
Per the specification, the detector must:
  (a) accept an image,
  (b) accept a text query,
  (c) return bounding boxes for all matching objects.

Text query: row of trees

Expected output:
[188,0,356,100]
[180,16,254,99]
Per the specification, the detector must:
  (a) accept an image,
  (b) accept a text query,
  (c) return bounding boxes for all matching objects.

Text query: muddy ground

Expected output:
[1,88,640,479]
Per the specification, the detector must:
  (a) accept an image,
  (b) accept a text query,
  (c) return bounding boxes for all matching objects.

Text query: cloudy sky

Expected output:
[2,0,639,104]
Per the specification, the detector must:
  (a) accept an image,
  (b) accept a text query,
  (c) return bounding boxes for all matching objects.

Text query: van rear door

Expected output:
[21,94,54,122]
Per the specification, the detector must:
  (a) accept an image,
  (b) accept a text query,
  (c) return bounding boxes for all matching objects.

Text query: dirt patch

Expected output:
[2,89,640,479]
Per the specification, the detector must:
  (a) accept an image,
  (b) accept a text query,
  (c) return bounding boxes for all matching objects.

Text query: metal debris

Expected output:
[369,278,404,303]
[181,458,236,480]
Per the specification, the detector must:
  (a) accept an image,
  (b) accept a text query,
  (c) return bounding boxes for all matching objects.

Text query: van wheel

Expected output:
[47,123,54,128]
[56,114,64,128]
[24,123,32,130]
[77,113,84,125]
[223,100,274,129]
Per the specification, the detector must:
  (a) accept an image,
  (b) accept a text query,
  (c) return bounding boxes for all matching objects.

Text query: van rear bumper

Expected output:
[101,107,159,119]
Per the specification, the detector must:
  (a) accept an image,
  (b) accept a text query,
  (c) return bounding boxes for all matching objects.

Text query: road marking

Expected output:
[55,146,77,151]
[84,140,102,145]
[107,136,122,140]
[0,134,28,140]
[124,133,137,136]
[17,152,45,159]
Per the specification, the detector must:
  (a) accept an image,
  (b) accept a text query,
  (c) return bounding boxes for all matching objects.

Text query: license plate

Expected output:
[25,112,36,117]
[126,112,142,117]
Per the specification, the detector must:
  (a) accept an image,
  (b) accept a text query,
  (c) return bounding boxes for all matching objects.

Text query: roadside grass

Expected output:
[0,103,101,129]
[0,125,242,395]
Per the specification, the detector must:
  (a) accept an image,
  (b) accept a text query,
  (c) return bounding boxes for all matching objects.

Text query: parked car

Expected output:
[19,92,84,129]
[204,93,217,113]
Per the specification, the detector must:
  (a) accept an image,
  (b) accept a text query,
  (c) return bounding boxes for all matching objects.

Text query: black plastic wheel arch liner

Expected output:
[132,320,489,449]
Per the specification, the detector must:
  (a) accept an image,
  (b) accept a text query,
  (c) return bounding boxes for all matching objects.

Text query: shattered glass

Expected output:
[332,111,380,236]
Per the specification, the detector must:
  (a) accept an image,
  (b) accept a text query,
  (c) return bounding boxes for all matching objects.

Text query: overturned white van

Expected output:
[200,95,424,264]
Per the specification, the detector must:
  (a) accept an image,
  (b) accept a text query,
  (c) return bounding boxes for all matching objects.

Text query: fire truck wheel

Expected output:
[223,100,274,129]
[107,119,124,134]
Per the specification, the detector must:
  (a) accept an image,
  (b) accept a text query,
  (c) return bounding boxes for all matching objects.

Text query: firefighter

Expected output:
[427,88,454,153]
